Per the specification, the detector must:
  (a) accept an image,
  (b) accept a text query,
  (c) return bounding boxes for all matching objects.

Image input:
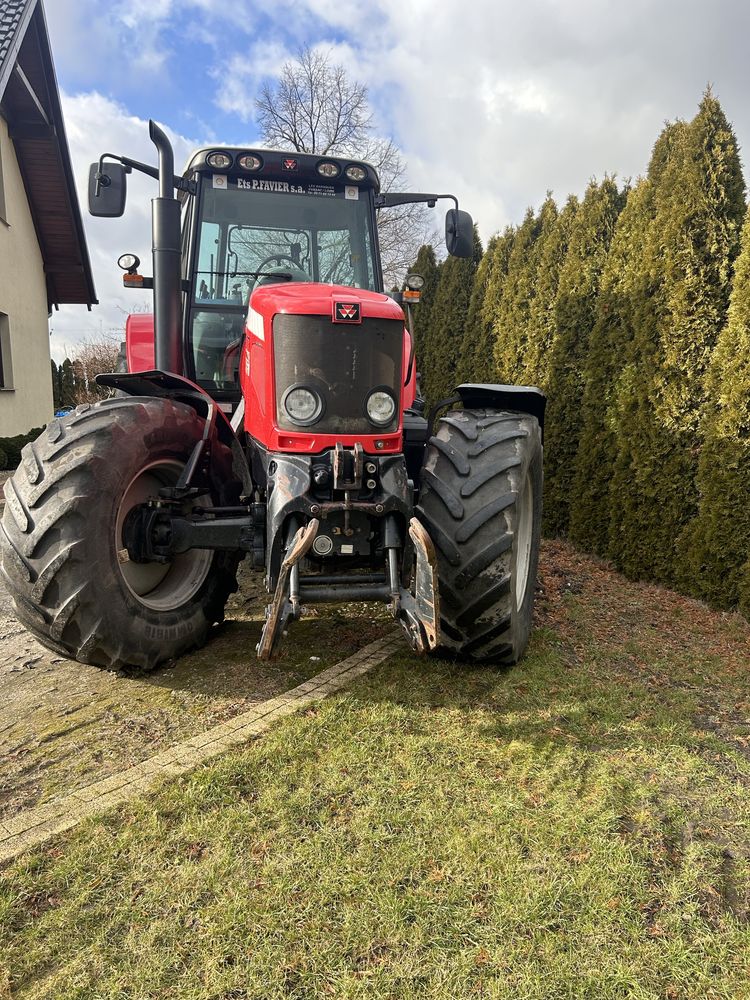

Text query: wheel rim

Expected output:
[116,460,213,612]
[515,470,534,612]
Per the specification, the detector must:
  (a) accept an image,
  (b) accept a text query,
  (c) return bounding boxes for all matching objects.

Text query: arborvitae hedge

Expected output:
[520,195,579,390]
[420,228,482,407]
[569,179,655,556]
[459,235,498,384]
[543,178,626,537]
[411,91,750,616]
[506,196,559,384]
[679,203,750,611]
[409,244,440,395]
[606,122,687,574]
[608,95,744,585]
[472,228,515,383]
[493,208,542,382]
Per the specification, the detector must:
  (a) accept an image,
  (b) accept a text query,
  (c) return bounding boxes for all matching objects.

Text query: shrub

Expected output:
[0,426,45,470]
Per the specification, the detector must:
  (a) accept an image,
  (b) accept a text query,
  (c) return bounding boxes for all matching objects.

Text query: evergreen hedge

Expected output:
[569,179,654,556]
[679,203,750,612]
[608,97,744,585]
[408,90,750,616]
[459,235,498,384]
[543,178,625,537]
[419,228,482,407]
[521,195,578,390]
[471,228,516,383]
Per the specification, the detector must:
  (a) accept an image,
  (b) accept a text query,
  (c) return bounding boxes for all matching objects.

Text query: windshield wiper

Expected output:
[196,270,294,280]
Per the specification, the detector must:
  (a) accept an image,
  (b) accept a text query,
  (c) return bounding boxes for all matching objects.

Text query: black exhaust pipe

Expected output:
[149,120,183,375]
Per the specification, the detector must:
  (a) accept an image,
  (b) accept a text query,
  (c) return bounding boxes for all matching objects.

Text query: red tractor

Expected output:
[0,121,544,670]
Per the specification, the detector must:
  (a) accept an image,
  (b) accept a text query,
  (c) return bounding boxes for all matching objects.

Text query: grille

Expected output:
[273,313,403,434]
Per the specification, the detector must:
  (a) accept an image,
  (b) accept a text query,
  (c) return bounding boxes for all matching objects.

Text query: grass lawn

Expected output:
[2,541,750,998]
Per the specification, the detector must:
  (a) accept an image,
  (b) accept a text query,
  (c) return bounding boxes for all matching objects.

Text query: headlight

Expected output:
[282,385,324,426]
[365,389,397,426]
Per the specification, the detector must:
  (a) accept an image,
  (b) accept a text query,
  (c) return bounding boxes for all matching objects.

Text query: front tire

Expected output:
[417,408,542,663]
[0,397,240,671]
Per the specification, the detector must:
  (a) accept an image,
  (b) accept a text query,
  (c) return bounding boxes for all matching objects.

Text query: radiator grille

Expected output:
[273,313,402,434]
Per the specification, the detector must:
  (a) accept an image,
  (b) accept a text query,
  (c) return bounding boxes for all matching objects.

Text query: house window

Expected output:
[0,313,12,389]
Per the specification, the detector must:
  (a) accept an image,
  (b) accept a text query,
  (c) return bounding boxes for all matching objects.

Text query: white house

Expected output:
[0,0,95,436]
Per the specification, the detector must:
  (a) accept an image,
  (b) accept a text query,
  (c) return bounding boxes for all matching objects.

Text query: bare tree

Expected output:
[255,47,438,286]
[69,334,121,404]
[256,48,372,155]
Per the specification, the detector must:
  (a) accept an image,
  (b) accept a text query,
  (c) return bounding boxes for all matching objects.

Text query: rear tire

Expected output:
[0,397,241,671]
[417,408,542,663]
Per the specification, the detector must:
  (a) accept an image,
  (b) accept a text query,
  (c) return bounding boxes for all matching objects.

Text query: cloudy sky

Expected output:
[44,0,750,360]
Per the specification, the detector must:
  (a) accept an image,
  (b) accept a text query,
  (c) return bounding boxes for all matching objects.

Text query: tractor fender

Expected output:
[96,369,253,495]
[454,383,546,438]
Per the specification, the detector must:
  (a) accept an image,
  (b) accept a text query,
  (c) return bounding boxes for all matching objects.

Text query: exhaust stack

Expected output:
[149,120,183,375]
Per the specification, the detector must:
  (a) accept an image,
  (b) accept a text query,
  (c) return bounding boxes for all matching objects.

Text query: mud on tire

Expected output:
[417,408,542,663]
[0,397,241,672]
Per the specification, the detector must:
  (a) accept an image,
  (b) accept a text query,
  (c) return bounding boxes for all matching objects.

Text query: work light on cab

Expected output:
[317,161,340,178]
[345,164,367,181]
[366,389,397,426]
[117,253,140,273]
[403,272,424,304]
[282,386,324,426]
[238,154,263,171]
[206,151,232,169]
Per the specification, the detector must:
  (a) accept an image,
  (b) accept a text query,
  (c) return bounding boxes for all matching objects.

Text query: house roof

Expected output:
[0,0,96,309]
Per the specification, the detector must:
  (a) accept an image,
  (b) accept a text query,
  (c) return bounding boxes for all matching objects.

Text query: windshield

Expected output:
[195,176,378,302]
[189,176,379,391]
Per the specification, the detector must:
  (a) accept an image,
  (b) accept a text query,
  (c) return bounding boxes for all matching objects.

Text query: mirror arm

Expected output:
[375,192,459,212]
[94,153,195,197]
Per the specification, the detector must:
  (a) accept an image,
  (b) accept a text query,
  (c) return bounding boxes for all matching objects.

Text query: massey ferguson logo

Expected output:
[281,158,298,171]
[333,301,361,323]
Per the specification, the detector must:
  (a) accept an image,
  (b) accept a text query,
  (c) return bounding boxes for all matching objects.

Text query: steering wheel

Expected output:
[250,254,309,290]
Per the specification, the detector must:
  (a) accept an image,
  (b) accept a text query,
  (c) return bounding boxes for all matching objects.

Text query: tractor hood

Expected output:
[238,281,413,455]
[247,282,404,327]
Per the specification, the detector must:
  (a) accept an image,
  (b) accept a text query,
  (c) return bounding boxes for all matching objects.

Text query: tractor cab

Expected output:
[182,149,383,395]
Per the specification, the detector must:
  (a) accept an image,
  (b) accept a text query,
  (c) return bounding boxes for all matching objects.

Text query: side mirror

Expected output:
[88,162,127,217]
[445,208,474,258]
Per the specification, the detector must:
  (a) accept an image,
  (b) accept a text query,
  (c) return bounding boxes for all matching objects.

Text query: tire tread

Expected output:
[0,397,240,672]
[417,407,542,664]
